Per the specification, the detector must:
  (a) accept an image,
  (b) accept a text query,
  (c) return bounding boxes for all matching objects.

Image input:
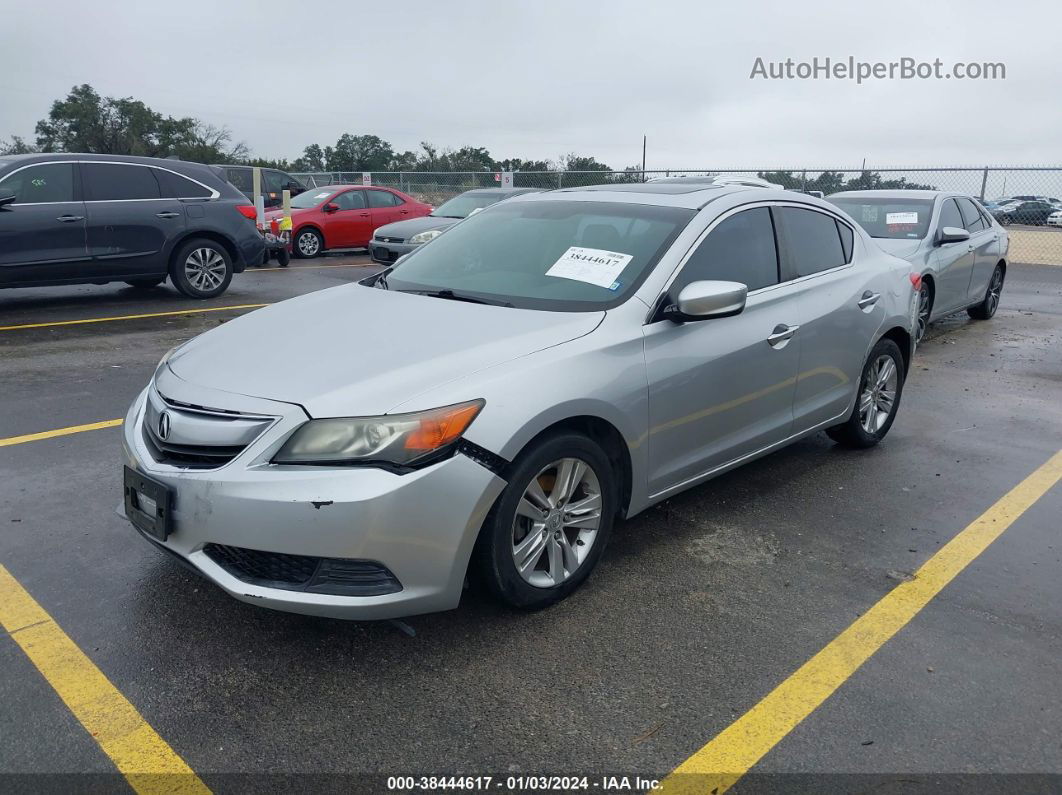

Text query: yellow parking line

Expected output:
[0,419,124,447]
[0,565,209,794]
[660,449,1062,795]
[0,304,269,332]
[254,262,371,272]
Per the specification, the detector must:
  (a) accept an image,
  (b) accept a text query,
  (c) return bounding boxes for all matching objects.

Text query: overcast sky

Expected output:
[2,0,1058,170]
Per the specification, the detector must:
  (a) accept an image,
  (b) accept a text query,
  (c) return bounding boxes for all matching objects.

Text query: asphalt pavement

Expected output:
[1,256,1060,793]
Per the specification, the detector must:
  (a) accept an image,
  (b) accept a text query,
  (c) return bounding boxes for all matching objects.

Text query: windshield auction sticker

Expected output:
[885,211,918,224]
[545,247,633,288]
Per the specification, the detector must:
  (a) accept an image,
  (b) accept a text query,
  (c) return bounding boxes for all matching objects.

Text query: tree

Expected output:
[0,135,37,155]
[292,143,325,172]
[28,84,246,163]
[559,153,611,172]
[325,134,394,172]
[496,157,551,172]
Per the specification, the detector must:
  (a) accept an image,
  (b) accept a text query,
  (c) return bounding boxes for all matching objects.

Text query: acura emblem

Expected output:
[157,411,171,440]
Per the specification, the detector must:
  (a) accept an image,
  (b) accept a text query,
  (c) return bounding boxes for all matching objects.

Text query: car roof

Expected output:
[461,187,543,196]
[828,189,950,201]
[514,182,812,210]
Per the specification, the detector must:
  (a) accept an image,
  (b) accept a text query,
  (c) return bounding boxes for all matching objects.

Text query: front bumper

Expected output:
[120,380,506,620]
[368,239,418,264]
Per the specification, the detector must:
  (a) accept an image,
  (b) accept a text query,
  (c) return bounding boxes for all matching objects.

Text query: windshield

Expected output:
[828,197,934,239]
[290,189,336,209]
[431,193,506,219]
[381,200,694,311]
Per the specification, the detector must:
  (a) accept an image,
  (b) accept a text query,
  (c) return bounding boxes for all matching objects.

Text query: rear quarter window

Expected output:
[155,168,214,199]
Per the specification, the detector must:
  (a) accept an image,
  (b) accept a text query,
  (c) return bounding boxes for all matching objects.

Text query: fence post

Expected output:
[979,167,989,201]
[801,170,807,191]
[558,172,563,189]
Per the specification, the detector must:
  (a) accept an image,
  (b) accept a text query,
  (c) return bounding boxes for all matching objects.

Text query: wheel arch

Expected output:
[294,223,326,248]
[167,231,239,275]
[879,325,913,376]
[499,415,634,520]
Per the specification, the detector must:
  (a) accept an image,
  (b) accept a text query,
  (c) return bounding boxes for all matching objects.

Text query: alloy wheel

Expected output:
[184,248,227,292]
[298,231,320,256]
[916,283,931,342]
[858,354,898,434]
[510,458,602,588]
[986,268,1004,315]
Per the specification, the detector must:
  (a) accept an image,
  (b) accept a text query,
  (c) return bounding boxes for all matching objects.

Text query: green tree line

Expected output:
[1,84,633,176]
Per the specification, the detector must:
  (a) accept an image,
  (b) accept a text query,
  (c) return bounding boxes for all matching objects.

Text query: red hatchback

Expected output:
[270,185,432,258]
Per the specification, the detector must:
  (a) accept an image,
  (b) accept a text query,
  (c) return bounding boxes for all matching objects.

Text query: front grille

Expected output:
[142,426,245,468]
[142,390,274,470]
[375,235,405,244]
[204,544,403,596]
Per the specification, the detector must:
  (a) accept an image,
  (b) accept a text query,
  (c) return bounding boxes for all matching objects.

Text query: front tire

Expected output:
[826,338,905,449]
[471,433,617,610]
[968,264,1004,320]
[169,239,234,299]
[293,228,323,259]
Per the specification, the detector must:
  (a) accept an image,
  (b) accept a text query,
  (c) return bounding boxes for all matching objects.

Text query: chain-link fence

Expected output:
[291,167,1062,265]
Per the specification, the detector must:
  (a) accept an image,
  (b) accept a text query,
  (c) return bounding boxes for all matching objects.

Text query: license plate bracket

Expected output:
[123,466,173,542]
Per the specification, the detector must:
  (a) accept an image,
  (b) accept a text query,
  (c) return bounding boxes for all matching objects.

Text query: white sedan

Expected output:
[1047,210,1062,227]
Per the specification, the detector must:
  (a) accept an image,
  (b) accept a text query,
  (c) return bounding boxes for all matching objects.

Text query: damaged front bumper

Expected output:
[120,378,506,620]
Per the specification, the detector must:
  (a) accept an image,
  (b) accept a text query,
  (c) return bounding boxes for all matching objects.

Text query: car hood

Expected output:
[375,216,459,240]
[166,284,603,417]
[873,238,924,260]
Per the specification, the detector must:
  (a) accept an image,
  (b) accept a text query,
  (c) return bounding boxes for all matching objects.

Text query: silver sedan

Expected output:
[121,183,919,620]
[828,190,1009,341]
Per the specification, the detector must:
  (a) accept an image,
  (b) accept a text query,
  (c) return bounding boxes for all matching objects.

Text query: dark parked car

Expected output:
[0,154,265,298]
[990,200,1057,226]
[213,165,306,208]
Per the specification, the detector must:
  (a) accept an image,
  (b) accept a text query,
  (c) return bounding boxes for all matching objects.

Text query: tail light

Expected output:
[909,273,923,290]
[235,204,257,222]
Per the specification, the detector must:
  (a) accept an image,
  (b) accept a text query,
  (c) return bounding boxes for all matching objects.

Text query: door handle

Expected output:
[857,291,881,309]
[359,212,370,217]
[399,210,409,215]
[766,323,800,348]
[155,211,180,219]
[56,215,84,222]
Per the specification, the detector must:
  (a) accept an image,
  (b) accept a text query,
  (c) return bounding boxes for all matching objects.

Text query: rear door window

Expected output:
[776,207,847,279]
[155,168,213,199]
[0,162,76,203]
[82,163,160,201]
[367,189,400,208]
[675,207,779,292]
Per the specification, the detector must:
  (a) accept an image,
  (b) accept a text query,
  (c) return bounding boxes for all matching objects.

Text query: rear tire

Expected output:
[275,247,290,267]
[915,280,932,342]
[169,238,234,299]
[293,228,322,259]
[967,264,1004,320]
[471,432,616,610]
[125,277,165,289]
[826,338,905,449]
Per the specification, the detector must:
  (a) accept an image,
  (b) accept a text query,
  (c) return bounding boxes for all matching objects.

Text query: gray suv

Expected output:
[0,154,265,299]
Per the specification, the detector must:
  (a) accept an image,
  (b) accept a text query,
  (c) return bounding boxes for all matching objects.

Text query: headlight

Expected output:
[273,399,484,468]
[409,229,442,245]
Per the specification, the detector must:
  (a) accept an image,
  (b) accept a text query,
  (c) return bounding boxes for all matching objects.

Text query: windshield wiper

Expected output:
[401,288,513,307]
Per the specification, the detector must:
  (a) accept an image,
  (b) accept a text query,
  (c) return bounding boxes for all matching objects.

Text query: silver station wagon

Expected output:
[121,182,919,620]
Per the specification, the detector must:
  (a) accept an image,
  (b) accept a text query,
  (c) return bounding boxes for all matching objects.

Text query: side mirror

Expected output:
[937,226,970,245]
[323,202,339,213]
[667,280,748,322]
[0,193,16,208]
